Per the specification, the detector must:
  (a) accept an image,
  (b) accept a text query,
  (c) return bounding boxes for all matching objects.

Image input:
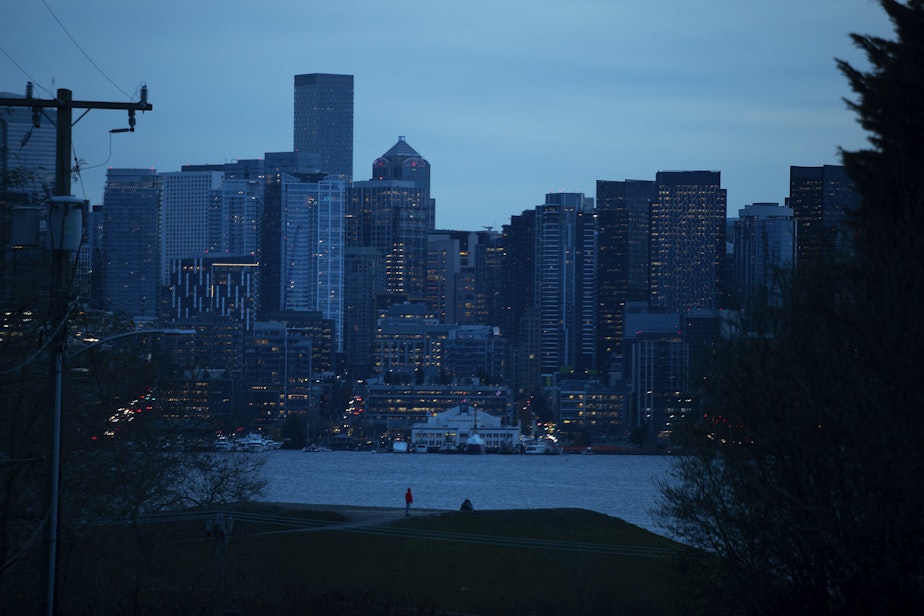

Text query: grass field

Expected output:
[55,503,713,615]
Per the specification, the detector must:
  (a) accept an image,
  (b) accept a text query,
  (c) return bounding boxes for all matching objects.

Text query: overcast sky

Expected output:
[2,0,891,229]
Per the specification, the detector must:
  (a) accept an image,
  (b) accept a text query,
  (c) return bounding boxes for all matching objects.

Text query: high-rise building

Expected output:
[346,137,434,299]
[159,170,224,283]
[342,246,385,378]
[649,171,727,312]
[534,192,597,376]
[258,152,327,315]
[788,165,859,268]
[100,168,162,320]
[0,90,56,200]
[279,173,346,349]
[595,179,656,375]
[293,73,354,178]
[734,202,795,311]
[427,230,495,325]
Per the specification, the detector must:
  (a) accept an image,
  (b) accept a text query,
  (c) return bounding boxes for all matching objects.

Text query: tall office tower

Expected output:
[372,136,432,208]
[100,168,162,320]
[595,179,656,376]
[279,173,346,350]
[0,90,56,199]
[427,229,494,325]
[343,246,385,377]
[649,171,727,312]
[788,165,860,269]
[259,151,327,315]
[221,177,263,256]
[159,170,224,283]
[534,192,597,376]
[734,203,795,311]
[474,232,507,330]
[346,137,434,299]
[293,73,354,178]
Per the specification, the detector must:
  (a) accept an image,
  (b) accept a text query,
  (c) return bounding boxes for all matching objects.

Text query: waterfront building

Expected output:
[546,379,626,436]
[649,171,727,312]
[100,168,162,320]
[595,179,656,375]
[788,165,859,268]
[364,382,515,425]
[410,401,521,453]
[293,73,353,178]
[734,202,795,311]
[243,318,319,422]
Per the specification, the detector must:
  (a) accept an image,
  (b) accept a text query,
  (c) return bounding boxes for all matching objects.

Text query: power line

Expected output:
[40,0,134,101]
[0,44,55,97]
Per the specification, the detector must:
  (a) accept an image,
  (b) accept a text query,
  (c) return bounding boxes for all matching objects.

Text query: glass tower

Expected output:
[649,171,727,312]
[293,73,354,179]
[101,168,162,319]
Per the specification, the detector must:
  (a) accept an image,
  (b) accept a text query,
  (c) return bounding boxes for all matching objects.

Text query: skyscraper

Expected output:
[293,73,354,179]
[734,202,795,311]
[595,179,656,374]
[346,137,434,299]
[101,168,162,319]
[788,165,859,269]
[534,192,597,376]
[279,173,346,349]
[649,171,727,312]
[159,169,224,283]
[0,90,56,200]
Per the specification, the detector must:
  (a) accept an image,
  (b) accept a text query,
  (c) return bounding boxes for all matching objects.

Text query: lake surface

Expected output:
[258,450,676,535]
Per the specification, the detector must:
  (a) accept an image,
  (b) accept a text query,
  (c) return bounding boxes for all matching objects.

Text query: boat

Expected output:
[213,437,233,452]
[522,436,561,455]
[414,443,429,454]
[463,433,485,454]
[391,440,409,453]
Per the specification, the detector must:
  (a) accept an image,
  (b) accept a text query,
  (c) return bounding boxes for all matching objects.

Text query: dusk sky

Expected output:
[2,0,890,229]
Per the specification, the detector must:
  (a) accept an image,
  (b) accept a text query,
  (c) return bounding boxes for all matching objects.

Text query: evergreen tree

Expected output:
[656,2,924,613]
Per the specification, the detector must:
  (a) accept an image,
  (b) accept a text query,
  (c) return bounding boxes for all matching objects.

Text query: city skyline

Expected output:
[1,1,890,229]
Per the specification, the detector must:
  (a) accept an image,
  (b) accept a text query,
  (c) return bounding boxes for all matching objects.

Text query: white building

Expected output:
[410,402,520,453]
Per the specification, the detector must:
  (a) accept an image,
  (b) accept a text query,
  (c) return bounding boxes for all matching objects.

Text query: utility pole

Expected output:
[0,84,152,616]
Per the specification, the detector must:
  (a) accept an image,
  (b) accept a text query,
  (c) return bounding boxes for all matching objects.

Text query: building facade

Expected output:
[649,171,727,312]
[595,179,656,375]
[101,168,162,320]
[293,73,354,179]
[734,202,795,311]
[789,165,859,268]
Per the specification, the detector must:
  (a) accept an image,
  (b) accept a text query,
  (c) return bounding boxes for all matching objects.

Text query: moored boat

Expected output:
[463,433,485,454]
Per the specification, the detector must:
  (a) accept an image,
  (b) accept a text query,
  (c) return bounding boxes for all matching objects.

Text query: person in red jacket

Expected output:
[405,487,413,516]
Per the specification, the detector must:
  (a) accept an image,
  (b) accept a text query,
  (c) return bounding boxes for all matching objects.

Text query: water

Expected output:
[258,450,675,534]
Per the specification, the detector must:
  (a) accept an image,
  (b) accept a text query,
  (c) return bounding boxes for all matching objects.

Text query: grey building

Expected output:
[100,168,162,320]
[649,171,727,312]
[293,73,354,179]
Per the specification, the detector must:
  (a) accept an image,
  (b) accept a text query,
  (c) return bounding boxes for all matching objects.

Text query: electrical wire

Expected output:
[40,0,134,101]
[0,44,55,97]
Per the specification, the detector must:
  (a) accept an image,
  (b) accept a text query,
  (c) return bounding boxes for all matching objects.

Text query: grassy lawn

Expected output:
[56,503,711,615]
